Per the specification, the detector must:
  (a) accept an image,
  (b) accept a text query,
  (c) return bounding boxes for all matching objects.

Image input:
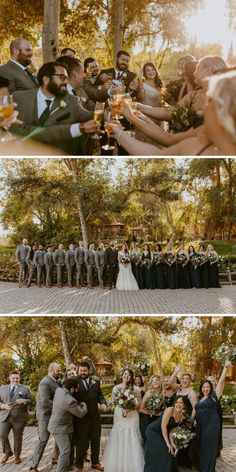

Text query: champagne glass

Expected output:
[91,102,105,139]
[102,109,115,151]
[0,95,16,142]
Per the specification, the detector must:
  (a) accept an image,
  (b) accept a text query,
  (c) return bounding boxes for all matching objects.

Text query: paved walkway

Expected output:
[0,426,235,471]
[0,282,236,314]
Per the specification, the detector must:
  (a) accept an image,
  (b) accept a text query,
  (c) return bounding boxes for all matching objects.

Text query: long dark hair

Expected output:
[156,244,162,252]
[143,62,162,88]
[122,368,134,387]
[188,245,195,254]
[199,380,213,399]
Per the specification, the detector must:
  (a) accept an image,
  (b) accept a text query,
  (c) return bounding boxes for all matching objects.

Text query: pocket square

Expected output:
[56,112,71,122]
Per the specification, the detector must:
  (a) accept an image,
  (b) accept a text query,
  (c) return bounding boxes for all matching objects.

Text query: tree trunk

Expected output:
[163,202,176,241]
[113,0,124,63]
[59,320,72,367]
[42,0,60,62]
[76,196,89,249]
[150,329,164,377]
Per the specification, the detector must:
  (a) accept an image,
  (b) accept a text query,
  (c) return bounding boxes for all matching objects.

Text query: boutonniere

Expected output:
[91,378,97,385]
[50,99,68,116]
[18,391,23,397]
[122,72,127,79]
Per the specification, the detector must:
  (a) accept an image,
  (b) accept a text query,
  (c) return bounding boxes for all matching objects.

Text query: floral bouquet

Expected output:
[119,255,130,266]
[218,256,232,273]
[169,426,196,451]
[177,253,187,266]
[153,253,163,265]
[171,97,203,132]
[144,393,165,416]
[220,395,236,414]
[113,387,137,417]
[190,254,201,269]
[165,253,175,266]
[135,358,150,375]
[198,253,207,265]
[130,253,141,266]
[142,258,152,269]
[213,343,236,365]
[207,253,218,264]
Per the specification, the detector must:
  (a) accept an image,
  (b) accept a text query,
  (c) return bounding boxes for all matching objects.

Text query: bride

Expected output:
[103,368,145,472]
[116,243,139,291]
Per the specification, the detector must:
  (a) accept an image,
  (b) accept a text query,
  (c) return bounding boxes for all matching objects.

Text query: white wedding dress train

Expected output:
[116,251,139,291]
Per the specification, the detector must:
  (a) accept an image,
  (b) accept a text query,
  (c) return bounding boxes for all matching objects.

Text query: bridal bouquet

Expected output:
[165,253,175,266]
[213,343,236,365]
[144,393,165,416]
[136,358,150,375]
[170,426,195,451]
[142,258,152,269]
[207,253,218,264]
[153,253,163,265]
[119,255,130,266]
[190,254,201,269]
[130,253,141,265]
[177,253,187,266]
[113,387,137,417]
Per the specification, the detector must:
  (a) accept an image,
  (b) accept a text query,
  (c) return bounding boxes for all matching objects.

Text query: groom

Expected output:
[104,240,118,289]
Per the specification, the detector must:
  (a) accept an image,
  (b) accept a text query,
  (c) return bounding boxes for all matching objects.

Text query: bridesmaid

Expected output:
[130,242,143,288]
[199,244,209,288]
[141,244,153,289]
[144,396,188,472]
[134,374,147,398]
[142,62,163,107]
[195,361,232,472]
[188,245,201,288]
[152,244,165,289]
[139,375,164,444]
[177,243,191,288]
[206,375,223,455]
[164,243,178,289]
[207,244,220,288]
[163,376,177,407]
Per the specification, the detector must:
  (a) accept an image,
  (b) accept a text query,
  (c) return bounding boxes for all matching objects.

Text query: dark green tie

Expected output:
[10,386,15,400]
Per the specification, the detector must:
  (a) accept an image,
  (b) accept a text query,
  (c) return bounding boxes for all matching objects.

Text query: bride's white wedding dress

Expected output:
[116,251,139,291]
[103,385,144,472]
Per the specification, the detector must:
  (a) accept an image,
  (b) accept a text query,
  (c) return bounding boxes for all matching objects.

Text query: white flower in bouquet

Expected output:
[144,394,165,416]
[170,426,195,450]
[136,358,150,375]
[113,387,138,417]
[213,343,236,365]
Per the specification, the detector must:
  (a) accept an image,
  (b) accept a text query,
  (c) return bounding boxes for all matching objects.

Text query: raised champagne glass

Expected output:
[92,101,105,139]
[0,95,16,142]
[102,109,115,151]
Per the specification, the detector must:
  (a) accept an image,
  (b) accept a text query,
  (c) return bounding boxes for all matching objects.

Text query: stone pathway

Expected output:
[0,426,235,471]
[0,282,236,314]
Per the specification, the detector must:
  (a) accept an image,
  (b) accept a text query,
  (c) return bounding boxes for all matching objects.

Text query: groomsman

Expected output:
[26,243,37,287]
[85,243,96,288]
[0,371,32,464]
[104,240,118,289]
[65,244,76,287]
[75,362,108,472]
[33,244,46,288]
[48,378,87,472]
[44,245,54,287]
[28,363,62,472]
[75,241,85,288]
[53,244,65,287]
[95,242,105,288]
[15,238,30,287]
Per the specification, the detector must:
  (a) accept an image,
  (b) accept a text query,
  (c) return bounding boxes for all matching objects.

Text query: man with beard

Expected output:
[75,362,108,472]
[0,38,38,93]
[100,50,135,88]
[11,62,100,154]
[83,57,110,103]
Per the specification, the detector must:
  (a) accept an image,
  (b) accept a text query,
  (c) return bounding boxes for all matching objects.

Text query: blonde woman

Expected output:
[206,244,220,287]
[139,375,164,444]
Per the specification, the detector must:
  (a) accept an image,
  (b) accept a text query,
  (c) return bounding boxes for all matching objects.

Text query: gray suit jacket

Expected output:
[95,249,105,268]
[83,79,108,102]
[12,89,93,155]
[53,249,65,266]
[0,384,32,423]
[33,249,46,267]
[16,244,30,262]
[84,250,95,267]
[0,60,38,93]
[35,375,60,421]
[65,250,75,268]
[44,252,54,268]
[48,387,87,434]
[74,247,84,265]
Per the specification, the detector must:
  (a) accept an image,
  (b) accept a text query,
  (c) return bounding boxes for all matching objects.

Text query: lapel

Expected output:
[8,60,35,87]
[46,96,70,125]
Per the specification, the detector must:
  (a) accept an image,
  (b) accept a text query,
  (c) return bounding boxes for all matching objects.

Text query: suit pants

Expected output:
[107,265,118,288]
[56,265,64,286]
[97,266,104,287]
[67,264,76,286]
[87,266,95,286]
[30,419,58,467]
[76,264,84,286]
[46,265,53,287]
[27,265,37,285]
[18,261,28,285]
[37,265,45,286]
[53,433,71,472]
[75,418,101,467]
[0,417,26,456]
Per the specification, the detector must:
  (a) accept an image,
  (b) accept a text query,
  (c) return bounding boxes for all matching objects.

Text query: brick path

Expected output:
[0,426,235,471]
[0,282,236,314]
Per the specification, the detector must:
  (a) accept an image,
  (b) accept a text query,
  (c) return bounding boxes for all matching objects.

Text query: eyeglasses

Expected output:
[50,74,68,82]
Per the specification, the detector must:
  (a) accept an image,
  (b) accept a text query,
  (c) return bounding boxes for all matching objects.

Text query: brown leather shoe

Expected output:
[14,456,21,464]
[0,452,13,464]
[28,468,40,472]
[92,464,104,471]
[52,458,58,464]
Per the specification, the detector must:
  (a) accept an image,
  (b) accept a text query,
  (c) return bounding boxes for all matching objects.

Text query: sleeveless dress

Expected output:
[104,385,144,472]
[177,251,191,288]
[195,391,220,472]
[152,252,165,289]
[116,251,139,291]
[176,393,195,468]
[141,251,153,289]
[144,415,179,472]
[142,83,162,107]
[130,249,144,288]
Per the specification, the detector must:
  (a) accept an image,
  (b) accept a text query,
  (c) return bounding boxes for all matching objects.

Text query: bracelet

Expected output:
[117,129,125,144]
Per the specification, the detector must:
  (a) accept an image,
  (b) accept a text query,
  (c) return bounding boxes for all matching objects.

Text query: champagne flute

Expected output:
[0,95,16,142]
[102,109,115,151]
[91,102,105,139]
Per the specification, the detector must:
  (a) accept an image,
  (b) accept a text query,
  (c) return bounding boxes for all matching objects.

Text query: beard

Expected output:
[47,80,67,97]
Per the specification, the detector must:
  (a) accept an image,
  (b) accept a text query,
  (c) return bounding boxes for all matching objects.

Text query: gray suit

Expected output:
[74,246,85,286]
[65,250,76,287]
[26,249,37,286]
[48,388,87,472]
[95,249,105,287]
[15,244,30,286]
[84,250,96,287]
[0,60,38,93]
[33,249,46,287]
[53,249,66,286]
[44,252,54,287]
[0,383,31,457]
[12,89,93,155]
[30,375,61,468]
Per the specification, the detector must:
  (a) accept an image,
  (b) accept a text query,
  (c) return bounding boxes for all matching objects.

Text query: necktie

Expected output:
[10,386,16,400]
[25,68,38,85]
[117,72,121,80]
[72,88,77,96]
[39,99,52,125]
